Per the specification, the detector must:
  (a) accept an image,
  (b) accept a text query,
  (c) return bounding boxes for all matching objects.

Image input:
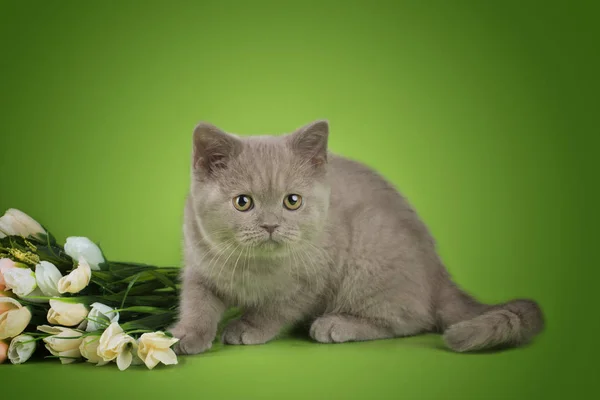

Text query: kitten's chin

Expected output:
[253,239,287,258]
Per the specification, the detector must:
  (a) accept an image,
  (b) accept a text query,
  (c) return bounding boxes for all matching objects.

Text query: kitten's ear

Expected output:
[289,120,329,167]
[192,122,242,177]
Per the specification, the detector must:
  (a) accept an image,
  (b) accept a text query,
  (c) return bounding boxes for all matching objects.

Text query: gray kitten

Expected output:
[170,120,544,354]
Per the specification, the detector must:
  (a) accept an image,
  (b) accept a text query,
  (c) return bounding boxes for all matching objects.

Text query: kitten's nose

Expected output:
[260,224,279,234]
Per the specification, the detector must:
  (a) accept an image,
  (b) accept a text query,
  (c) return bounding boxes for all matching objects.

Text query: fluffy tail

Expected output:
[435,282,544,352]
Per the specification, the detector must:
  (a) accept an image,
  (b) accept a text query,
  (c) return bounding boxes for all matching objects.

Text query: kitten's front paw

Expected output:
[169,325,214,355]
[310,315,353,343]
[222,319,277,345]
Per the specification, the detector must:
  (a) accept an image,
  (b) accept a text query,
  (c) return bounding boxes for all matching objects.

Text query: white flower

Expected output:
[18,287,48,304]
[57,258,91,294]
[47,299,89,326]
[97,322,137,371]
[137,332,179,370]
[85,302,119,332]
[0,297,32,340]
[0,209,45,239]
[8,334,36,364]
[35,261,62,297]
[3,266,37,297]
[64,237,105,271]
[79,335,108,366]
[0,258,19,291]
[37,325,83,364]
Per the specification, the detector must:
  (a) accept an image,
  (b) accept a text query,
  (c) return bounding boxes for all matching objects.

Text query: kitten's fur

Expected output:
[170,120,544,354]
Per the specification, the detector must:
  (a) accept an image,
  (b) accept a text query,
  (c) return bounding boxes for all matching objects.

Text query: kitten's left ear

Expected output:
[288,120,329,167]
[192,122,242,177]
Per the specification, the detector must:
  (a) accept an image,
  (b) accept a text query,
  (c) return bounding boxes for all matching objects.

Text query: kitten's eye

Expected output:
[233,195,253,212]
[283,194,302,210]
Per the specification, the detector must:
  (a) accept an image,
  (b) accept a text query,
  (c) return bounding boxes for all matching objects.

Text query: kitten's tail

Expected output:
[435,281,544,352]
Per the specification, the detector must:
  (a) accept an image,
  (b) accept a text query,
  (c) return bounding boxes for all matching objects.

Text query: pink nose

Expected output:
[260,224,279,234]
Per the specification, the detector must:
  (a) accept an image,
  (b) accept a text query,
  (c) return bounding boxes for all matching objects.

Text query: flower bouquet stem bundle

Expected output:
[0,208,180,370]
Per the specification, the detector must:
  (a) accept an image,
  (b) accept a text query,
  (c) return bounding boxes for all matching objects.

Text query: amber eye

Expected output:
[233,195,253,211]
[283,194,302,210]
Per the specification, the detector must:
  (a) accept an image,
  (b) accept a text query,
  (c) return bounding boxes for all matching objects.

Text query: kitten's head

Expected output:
[189,120,330,258]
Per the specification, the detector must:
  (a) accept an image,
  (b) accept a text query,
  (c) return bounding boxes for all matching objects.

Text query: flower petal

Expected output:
[0,306,32,339]
[57,258,91,294]
[0,209,45,238]
[57,348,81,364]
[35,261,62,297]
[47,300,88,326]
[116,350,133,371]
[8,334,36,364]
[64,237,105,271]
[3,267,37,297]
[153,348,178,366]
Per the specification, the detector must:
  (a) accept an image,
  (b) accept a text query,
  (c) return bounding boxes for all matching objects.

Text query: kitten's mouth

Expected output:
[260,235,282,249]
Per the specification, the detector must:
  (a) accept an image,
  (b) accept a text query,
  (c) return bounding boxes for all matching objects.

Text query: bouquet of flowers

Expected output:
[0,208,181,370]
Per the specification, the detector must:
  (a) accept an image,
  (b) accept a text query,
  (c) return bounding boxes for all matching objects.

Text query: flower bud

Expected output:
[57,258,91,294]
[0,209,45,239]
[0,297,32,340]
[8,334,36,364]
[37,325,83,364]
[47,299,89,326]
[64,237,105,271]
[35,261,63,297]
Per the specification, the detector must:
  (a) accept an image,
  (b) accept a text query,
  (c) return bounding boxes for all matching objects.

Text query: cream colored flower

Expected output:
[47,299,89,326]
[0,297,32,340]
[0,291,11,313]
[137,332,179,370]
[64,237,105,271]
[57,258,91,294]
[0,340,7,364]
[79,335,107,366]
[0,258,19,291]
[8,334,36,364]
[97,322,137,371]
[0,208,45,239]
[35,261,62,297]
[37,325,83,364]
[85,302,119,332]
[3,265,37,297]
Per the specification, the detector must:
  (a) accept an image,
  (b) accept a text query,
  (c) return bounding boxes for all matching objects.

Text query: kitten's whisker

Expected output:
[227,243,244,295]
[301,239,334,265]
[212,241,239,283]
[297,246,321,293]
[287,243,301,289]
[206,239,237,279]
[292,245,313,294]
[286,242,300,288]
[243,244,254,300]
[242,244,253,301]
[196,238,234,268]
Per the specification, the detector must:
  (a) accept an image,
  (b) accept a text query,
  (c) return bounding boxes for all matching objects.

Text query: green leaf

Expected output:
[148,270,177,289]
[120,272,143,309]
[117,306,170,314]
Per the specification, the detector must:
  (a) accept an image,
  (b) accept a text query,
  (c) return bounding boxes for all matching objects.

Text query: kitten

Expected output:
[170,120,544,354]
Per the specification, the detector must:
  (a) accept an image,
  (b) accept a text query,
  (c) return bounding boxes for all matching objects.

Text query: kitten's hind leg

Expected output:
[310,314,398,343]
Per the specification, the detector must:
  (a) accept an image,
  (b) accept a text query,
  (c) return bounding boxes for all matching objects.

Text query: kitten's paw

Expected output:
[222,319,276,345]
[310,315,354,343]
[169,325,214,355]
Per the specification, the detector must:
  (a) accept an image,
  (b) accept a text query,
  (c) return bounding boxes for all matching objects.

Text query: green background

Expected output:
[0,1,596,399]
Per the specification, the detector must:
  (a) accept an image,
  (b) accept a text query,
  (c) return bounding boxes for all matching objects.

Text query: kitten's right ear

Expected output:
[192,122,242,177]
[289,119,329,168]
